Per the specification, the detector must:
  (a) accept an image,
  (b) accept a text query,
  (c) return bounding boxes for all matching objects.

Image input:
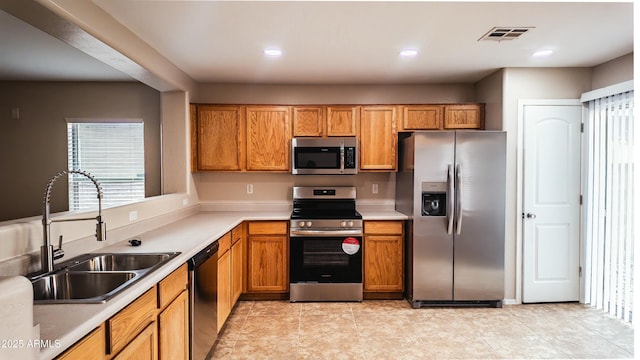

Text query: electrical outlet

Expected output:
[247,184,253,194]
[129,210,138,221]
[372,183,379,194]
[183,198,189,206]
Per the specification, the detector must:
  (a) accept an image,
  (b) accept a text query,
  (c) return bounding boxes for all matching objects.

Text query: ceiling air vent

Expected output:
[478,27,534,41]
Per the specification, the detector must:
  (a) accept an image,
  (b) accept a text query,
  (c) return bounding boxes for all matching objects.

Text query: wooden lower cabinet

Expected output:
[217,248,232,331]
[158,291,188,360]
[364,221,404,296]
[246,221,288,293]
[107,288,157,356]
[231,236,244,303]
[56,324,106,360]
[218,224,245,331]
[57,266,188,360]
[112,323,157,360]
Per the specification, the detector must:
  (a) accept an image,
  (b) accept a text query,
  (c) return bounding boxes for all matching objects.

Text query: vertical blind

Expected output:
[67,121,145,211]
[584,90,634,323]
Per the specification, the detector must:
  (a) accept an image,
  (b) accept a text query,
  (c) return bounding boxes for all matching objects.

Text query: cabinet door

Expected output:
[360,106,397,171]
[107,288,157,356]
[113,323,157,360]
[247,235,288,292]
[196,105,244,170]
[326,106,359,136]
[158,291,188,360]
[217,249,232,332]
[292,106,324,137]
[246,106,291,171]
[231,239,244,304]
[402,105,443,130]
[56,324,106,360]
[364,235,404,292]
[443,104,484,129]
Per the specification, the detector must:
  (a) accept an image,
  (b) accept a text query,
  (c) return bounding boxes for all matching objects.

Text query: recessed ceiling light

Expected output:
[532,49,553,57]
[400,49,418,57]
[264,48,282,57]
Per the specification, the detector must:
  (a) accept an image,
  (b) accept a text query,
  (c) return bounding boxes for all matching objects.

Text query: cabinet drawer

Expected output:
[158,264,188,310]
[56,324,106,360]
[218,231,231,254]
[248,221,288,235]
[231,224,243,245]
[107,287,157,355]
[364,221,404,235]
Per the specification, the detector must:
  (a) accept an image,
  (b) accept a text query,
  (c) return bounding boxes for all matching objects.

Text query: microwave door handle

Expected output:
[340,144,345,171]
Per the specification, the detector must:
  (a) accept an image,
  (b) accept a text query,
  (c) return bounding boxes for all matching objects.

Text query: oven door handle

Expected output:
[290,229,363,237]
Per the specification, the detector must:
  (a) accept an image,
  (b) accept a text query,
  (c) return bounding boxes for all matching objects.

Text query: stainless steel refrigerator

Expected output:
[396,131,506,308]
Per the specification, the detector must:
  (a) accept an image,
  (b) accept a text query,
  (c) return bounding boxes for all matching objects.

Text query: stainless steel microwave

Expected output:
[292,137,358,175]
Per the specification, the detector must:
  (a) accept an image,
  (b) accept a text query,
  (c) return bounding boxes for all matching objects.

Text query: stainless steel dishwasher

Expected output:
[188,241,219,360]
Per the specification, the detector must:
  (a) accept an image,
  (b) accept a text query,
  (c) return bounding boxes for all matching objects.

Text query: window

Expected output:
[67,119,145,211]
[583,90,634,323]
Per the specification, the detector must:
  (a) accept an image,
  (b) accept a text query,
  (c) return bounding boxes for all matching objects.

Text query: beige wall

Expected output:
[475,69,504,130]
[195,83,476,104]
[0,81,162,222]
[196,172,395,205]
[501,68,592,301]
[591,53,634,90]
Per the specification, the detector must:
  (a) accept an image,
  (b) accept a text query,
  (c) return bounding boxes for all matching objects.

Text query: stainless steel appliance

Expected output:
[289,186,363,301]
[292,137,358,175]
[396,131,506,308]
[188,241,219,359]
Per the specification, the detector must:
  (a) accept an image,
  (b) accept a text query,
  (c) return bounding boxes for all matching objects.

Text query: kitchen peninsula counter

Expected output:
[32,208,406,359]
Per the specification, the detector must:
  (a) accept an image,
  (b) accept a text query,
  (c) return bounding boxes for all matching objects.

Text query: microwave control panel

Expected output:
[344,147,356,169]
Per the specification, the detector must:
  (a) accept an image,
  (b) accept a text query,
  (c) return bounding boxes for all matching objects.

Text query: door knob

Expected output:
[526,213,536,219]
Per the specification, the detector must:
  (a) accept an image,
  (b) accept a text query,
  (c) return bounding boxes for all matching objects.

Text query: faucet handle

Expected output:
[53,235,64,260]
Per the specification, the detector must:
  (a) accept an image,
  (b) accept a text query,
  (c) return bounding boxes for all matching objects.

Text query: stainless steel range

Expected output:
[289,186,363,302]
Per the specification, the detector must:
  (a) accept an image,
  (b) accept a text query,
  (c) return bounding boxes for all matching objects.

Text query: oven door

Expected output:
[290,235,362,283]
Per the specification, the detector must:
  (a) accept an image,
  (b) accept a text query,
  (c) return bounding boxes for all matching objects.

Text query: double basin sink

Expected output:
[30,252,180,304]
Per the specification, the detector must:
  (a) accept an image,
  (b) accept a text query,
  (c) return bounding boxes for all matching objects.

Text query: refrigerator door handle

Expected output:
[447,164,454,235]
[455,164,463,235]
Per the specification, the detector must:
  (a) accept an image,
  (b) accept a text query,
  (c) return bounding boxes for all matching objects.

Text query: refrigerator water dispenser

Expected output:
[421,182,447,216]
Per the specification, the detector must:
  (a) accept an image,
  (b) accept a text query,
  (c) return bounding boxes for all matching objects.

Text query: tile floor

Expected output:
[211,300,634,359]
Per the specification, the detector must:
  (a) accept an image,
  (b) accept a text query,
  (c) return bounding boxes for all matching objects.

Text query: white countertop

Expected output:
[32,209,406,359]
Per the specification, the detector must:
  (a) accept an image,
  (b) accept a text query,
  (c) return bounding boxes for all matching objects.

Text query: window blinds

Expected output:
[67,122,145,211]
[584,90,634,322]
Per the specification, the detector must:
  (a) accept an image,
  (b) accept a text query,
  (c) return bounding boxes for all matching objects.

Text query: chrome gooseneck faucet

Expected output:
[41,169,107,273]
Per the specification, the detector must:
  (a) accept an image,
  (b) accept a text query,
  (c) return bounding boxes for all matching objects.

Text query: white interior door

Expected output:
[523,105,581,303]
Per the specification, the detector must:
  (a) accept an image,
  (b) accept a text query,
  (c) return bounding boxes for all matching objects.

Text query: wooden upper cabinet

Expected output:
[246,106,292,171]
[443,104,484,129]
[292,106,325,137]
[195,105,244,171]
[326,106,359,136]
[401,105,443,130]
[359,106,398,171]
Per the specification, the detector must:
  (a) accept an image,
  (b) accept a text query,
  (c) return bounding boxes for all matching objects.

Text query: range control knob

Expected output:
[306,221,313,227]
[340,221,347,227]
[348,221,354,227]
[298,221,306,228]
